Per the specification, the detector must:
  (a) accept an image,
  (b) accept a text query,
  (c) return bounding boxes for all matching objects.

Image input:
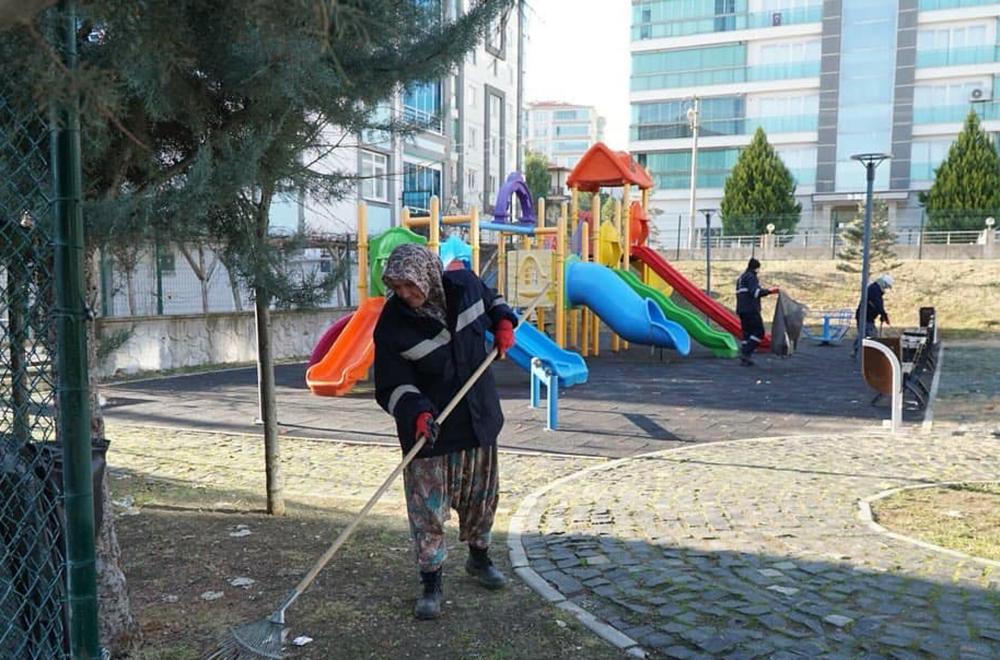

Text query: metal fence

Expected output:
[1,80,71,657]
[97,238,357,318]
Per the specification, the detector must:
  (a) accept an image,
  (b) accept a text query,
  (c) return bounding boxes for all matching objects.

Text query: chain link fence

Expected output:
[1,81,72,656]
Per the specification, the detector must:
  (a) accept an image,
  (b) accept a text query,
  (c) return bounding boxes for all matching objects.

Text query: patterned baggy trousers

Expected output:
[402,444,500,572]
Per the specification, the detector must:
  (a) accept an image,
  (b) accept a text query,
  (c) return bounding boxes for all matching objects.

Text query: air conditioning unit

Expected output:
[970,88,985,102]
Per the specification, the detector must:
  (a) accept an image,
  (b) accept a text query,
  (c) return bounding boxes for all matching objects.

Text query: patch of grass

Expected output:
[669,258,1000,337]
[872,483,1000,561]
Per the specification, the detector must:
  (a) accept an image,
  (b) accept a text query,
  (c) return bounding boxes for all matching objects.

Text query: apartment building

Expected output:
[524,101,607,169]
[629,0,1000,248]
[271,0,525,238]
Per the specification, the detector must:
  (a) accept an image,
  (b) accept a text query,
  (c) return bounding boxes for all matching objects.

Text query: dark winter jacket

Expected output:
[374,269,517,458]
[735,269,773,315]
[857,281,888,324]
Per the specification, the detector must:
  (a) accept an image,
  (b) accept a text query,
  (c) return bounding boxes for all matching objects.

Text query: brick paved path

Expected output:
[509,425,1000,658]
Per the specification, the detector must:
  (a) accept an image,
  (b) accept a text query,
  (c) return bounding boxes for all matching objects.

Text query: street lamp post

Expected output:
[699,208,714,297]
[687,97,700,249]
[851,152,891,371]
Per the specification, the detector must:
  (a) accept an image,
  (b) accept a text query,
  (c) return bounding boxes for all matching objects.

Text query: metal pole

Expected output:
[857,162,876,370]
[687,97,700,249]
[515,0,525,172]
[704,211,712,297]
[52,1,101,655]
[676,213,682,260]
[917,208,925,260]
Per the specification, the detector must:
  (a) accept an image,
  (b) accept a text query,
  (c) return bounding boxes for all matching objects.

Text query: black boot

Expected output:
[465,546,507,590]
[414,569,443,620]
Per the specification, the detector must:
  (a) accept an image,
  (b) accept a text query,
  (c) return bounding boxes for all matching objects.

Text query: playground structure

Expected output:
[307,142,785,424]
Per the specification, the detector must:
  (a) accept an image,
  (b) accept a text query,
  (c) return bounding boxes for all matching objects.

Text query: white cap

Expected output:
[879,274,894,289]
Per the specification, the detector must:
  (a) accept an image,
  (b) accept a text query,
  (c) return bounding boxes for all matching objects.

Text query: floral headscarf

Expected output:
[382,243,447,324]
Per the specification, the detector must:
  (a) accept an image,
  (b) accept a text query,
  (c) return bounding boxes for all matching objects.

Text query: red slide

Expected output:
[632,245,770,349]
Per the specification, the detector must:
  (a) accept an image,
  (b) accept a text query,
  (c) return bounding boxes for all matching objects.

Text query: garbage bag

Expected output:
[771,292,807,356]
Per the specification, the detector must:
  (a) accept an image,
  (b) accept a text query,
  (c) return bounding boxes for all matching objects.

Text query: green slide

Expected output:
[615,269,739,358]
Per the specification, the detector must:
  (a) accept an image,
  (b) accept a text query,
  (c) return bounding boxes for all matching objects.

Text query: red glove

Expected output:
[414,412,439,447]
[494,319,514,358]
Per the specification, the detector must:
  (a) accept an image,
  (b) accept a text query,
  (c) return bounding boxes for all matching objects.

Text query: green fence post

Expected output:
[52,0,102,656]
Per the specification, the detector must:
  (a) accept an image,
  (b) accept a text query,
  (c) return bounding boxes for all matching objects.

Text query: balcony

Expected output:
[631,61,820,92]
[401,106,444,134]
[919,0,999,10]
[630,114,817,141]
[632,4,822,41]
[916,44,1000,69]
[913,100,1000,124]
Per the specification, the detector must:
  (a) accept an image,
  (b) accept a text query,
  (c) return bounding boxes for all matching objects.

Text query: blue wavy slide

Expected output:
[486,324,589,387]
[566,260,691,355]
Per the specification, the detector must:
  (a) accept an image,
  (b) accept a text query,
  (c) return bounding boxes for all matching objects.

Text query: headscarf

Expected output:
[382,243,447,325]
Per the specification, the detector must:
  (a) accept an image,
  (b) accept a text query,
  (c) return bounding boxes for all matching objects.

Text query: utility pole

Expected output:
[851,153,890,373]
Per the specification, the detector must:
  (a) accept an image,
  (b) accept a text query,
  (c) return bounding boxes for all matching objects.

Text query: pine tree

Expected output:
[524,151,551,205]
[836,199,901,273]
[720,127,801,235]
[921,111,1000,230]
[2,1,512,650]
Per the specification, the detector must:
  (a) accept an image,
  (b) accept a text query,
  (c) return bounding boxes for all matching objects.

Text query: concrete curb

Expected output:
[858,479,1000,569]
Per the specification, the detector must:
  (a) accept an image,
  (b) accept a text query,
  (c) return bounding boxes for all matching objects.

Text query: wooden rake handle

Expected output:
[282,287,550,611]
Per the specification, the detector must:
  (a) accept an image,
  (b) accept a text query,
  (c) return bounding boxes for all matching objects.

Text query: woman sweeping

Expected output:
[373,243,516,620]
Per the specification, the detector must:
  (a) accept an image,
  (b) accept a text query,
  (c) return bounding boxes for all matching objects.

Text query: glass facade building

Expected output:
[629,0,1000,241]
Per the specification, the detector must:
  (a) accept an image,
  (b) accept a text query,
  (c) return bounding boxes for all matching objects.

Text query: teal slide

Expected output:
[615,270,739,358]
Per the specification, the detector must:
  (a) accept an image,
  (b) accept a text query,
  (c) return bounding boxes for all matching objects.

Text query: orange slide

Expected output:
[306,297,386,396]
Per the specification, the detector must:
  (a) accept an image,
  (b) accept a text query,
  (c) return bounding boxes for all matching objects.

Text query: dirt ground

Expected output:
[670,258,1000,337]
[107,424,619,659]
[872,483,1000,563]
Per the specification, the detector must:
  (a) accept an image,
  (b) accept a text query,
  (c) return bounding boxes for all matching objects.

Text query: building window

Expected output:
[403,162,442,214]
[467,126,478,151]
[403,81,443,132]
[486,10,507,58]
[467,84,477,108]
[467,168,478,190]
[484,88,506,209]
[360,151,388,202]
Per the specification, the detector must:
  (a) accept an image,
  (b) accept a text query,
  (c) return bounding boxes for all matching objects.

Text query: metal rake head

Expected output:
[205,614,285,660]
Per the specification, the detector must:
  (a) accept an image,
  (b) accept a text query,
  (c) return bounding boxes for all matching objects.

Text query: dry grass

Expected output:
[666,258,1000,337]
[872,483,1000,562]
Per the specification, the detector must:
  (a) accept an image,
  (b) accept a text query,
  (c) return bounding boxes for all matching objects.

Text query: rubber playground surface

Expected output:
[103,338,917,459]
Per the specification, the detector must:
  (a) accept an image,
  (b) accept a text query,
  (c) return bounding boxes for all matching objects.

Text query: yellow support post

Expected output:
[357,203,368,304]
[401,206,411,229]
[471,206,480,274]
[429,195,440,255]
[622,185,631,352]
[537,306,545,332]
[611,199,622,353]
[589,190,601,357]
[497,233,506,297]
[556,202,567,348]
[571,187,579,232]
[580,222,590,358]
[569,308,578,349]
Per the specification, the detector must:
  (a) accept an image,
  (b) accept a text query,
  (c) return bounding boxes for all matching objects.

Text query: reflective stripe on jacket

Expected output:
[735,270,769,315]
[374,269,517,458]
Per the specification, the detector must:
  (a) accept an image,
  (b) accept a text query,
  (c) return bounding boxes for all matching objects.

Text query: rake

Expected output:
[207,348,499,659]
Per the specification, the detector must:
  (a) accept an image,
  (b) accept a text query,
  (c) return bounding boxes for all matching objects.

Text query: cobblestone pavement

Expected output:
[103,340,909,458]
[509,425,1000,658]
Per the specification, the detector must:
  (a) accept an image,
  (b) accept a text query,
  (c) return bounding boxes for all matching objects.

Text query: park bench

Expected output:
[864,307,938,422]
[802,308,852,345]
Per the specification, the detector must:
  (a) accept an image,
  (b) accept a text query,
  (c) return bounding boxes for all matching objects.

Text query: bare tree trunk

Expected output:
[177,242,218,314]
[124,269,136,316]
[255,190,284,515]
[84,250,140,652]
